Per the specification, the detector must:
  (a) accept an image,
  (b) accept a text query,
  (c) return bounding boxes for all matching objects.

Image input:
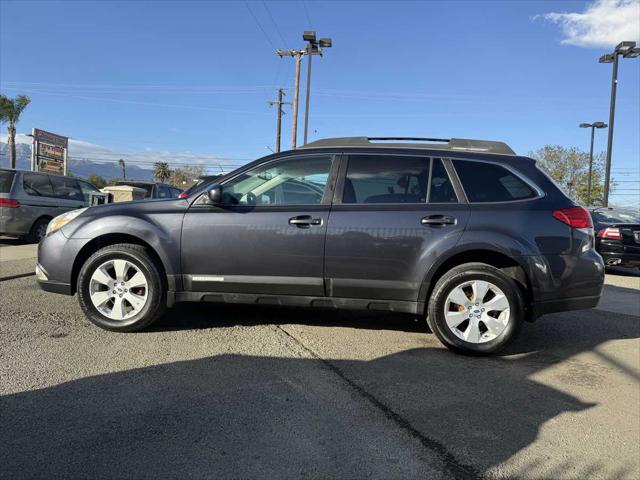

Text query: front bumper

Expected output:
[37,229,90,296]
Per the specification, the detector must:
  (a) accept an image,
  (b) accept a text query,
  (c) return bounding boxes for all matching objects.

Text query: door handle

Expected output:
[421,215,457,226]
[289,215,323,228]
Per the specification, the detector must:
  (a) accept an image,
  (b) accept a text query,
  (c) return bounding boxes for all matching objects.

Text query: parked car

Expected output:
[114,180,183,199]
[36,137,605,354]
[0,169,100,243]
[178,175,223,198]
[590,206,640,268]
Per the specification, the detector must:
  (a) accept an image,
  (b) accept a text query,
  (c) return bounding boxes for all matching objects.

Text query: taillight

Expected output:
[597,227,622,240]
[552,207,593,229]
[0,198,20,208]
[178,192,188,199]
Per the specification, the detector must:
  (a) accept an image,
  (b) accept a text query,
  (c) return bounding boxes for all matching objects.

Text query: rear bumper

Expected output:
[600,251,640,267]
[532,295,600,318]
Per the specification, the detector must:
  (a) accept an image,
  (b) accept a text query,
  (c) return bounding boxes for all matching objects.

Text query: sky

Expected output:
[0,0,639,205]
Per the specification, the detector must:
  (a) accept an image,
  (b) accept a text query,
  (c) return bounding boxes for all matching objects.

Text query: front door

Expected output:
[324,154,469,302]
[181,154,337,296]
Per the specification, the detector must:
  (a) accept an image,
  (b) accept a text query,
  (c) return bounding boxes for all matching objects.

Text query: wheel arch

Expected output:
[70,233,169,295]
[419,248,532,318]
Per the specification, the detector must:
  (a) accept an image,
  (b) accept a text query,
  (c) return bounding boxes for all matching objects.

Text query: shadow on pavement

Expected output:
[2,307,638,479]
[606,266,640,277]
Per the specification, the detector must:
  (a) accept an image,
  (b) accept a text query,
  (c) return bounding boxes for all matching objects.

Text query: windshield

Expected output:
[0,170,15,193]
[591,209,640,224]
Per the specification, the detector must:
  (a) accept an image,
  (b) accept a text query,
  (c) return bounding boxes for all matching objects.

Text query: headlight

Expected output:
[46,208,87,236]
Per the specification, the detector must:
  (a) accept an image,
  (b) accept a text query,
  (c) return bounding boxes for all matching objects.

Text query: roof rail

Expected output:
[299,137,516,155]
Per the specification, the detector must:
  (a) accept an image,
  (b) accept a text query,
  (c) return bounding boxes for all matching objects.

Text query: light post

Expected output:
[579,122,607,205]
[598,41,640,206]
[302,31,332,145]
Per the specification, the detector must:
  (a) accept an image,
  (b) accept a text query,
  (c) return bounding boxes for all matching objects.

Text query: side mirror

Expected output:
[207,185,223,204]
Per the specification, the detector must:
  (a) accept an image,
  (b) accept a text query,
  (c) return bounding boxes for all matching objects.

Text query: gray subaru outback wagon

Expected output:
[36,137,604,354]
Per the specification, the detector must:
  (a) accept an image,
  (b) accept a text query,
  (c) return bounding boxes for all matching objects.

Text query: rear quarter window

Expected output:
[23,173,55,197]
[453,160,538,202]
[0,170,15,193]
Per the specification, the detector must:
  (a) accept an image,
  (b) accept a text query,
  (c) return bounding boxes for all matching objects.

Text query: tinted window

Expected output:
[222,155,331,206]
[0,170,15,193]
[429,159,457,203]
[343,155,429,204]
[157,185,172,199]
[454,160,537,202]
[23,173,54,197]
[50,176,84,202]
[79,181,100,201]
[171,187,182,198]
[591,209,640,224]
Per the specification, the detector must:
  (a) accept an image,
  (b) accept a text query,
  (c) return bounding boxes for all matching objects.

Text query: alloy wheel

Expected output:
[89,259,149,320]
[443,280,510,344]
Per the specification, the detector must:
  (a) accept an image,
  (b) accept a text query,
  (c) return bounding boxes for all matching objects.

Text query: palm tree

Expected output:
[118,159,126,179]
[0,95,31,169]
[153,161,171,183]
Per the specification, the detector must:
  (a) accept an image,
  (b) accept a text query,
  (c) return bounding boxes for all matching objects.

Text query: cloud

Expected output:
[1,133,239,172]
[537,0,640,48]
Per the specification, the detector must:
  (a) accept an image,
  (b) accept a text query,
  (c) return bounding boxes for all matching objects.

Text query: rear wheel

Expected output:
[427,262,524,354]
[77,243,166,332]
[26,217,50,243]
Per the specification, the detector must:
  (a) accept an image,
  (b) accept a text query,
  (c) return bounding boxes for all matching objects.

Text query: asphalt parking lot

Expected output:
[1,240,638,480]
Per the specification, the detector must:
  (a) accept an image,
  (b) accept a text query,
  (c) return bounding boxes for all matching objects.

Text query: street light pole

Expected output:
[303,43,313,146]
[580,122,607,206]
[598,41,639,207]
[603,53,618,207]
[301,31,332,145]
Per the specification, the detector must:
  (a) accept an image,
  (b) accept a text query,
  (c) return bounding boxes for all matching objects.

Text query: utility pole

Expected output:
[268,89,291,153]
[276,49,305,149]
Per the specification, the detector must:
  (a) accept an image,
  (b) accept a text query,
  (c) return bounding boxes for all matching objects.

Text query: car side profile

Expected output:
[36,137,605,354]
[0,169,100,243]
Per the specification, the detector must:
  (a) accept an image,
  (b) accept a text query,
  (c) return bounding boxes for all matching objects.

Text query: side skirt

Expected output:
[174,291,423,315]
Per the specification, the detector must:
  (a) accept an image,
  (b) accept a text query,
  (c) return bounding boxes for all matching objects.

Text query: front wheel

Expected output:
[427,262,524,355]
[77,243,166,332]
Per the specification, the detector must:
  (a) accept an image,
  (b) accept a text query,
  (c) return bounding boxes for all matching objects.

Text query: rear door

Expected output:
[324,153,469,302]
[181,153,338,296]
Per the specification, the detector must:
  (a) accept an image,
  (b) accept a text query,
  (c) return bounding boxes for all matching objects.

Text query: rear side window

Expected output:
[157,185,172,198]
[343,155,429,204]
[23,173,55,197]
[50,176,84,202]
[429,159,457,203]
[0,170,15,193]
[79,180,100,201]
[453,160,537,202]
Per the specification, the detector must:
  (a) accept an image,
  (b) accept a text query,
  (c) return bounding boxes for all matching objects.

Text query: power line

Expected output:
[244,1,277,50]
[302,1,313,28]
[261,1,288,49]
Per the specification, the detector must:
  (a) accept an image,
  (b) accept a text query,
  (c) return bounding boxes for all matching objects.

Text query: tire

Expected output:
[77,243,166,332]
[426,262,524,355]
[26,217,50,244]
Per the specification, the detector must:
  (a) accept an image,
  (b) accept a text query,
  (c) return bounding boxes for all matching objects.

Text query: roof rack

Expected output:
[299,137,516,155]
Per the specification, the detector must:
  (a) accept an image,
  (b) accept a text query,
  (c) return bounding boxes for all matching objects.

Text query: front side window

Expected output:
[221,155,331,206]
[23,173,54,197]
[453,160,537,202]
[157,185,172,199]
[79,181,100,201]
[50,176,84,202]
[343,155,429,204]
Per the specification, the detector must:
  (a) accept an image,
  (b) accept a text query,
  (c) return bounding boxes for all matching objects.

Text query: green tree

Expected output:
[170,165,205,188]
[153,161,171,183]
[0,94,31,169]
[118,159,126,179]
[87,174,107,189]
[529,145,608,206]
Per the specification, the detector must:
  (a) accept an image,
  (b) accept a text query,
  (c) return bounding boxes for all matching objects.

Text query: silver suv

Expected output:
[0,169,99,243]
